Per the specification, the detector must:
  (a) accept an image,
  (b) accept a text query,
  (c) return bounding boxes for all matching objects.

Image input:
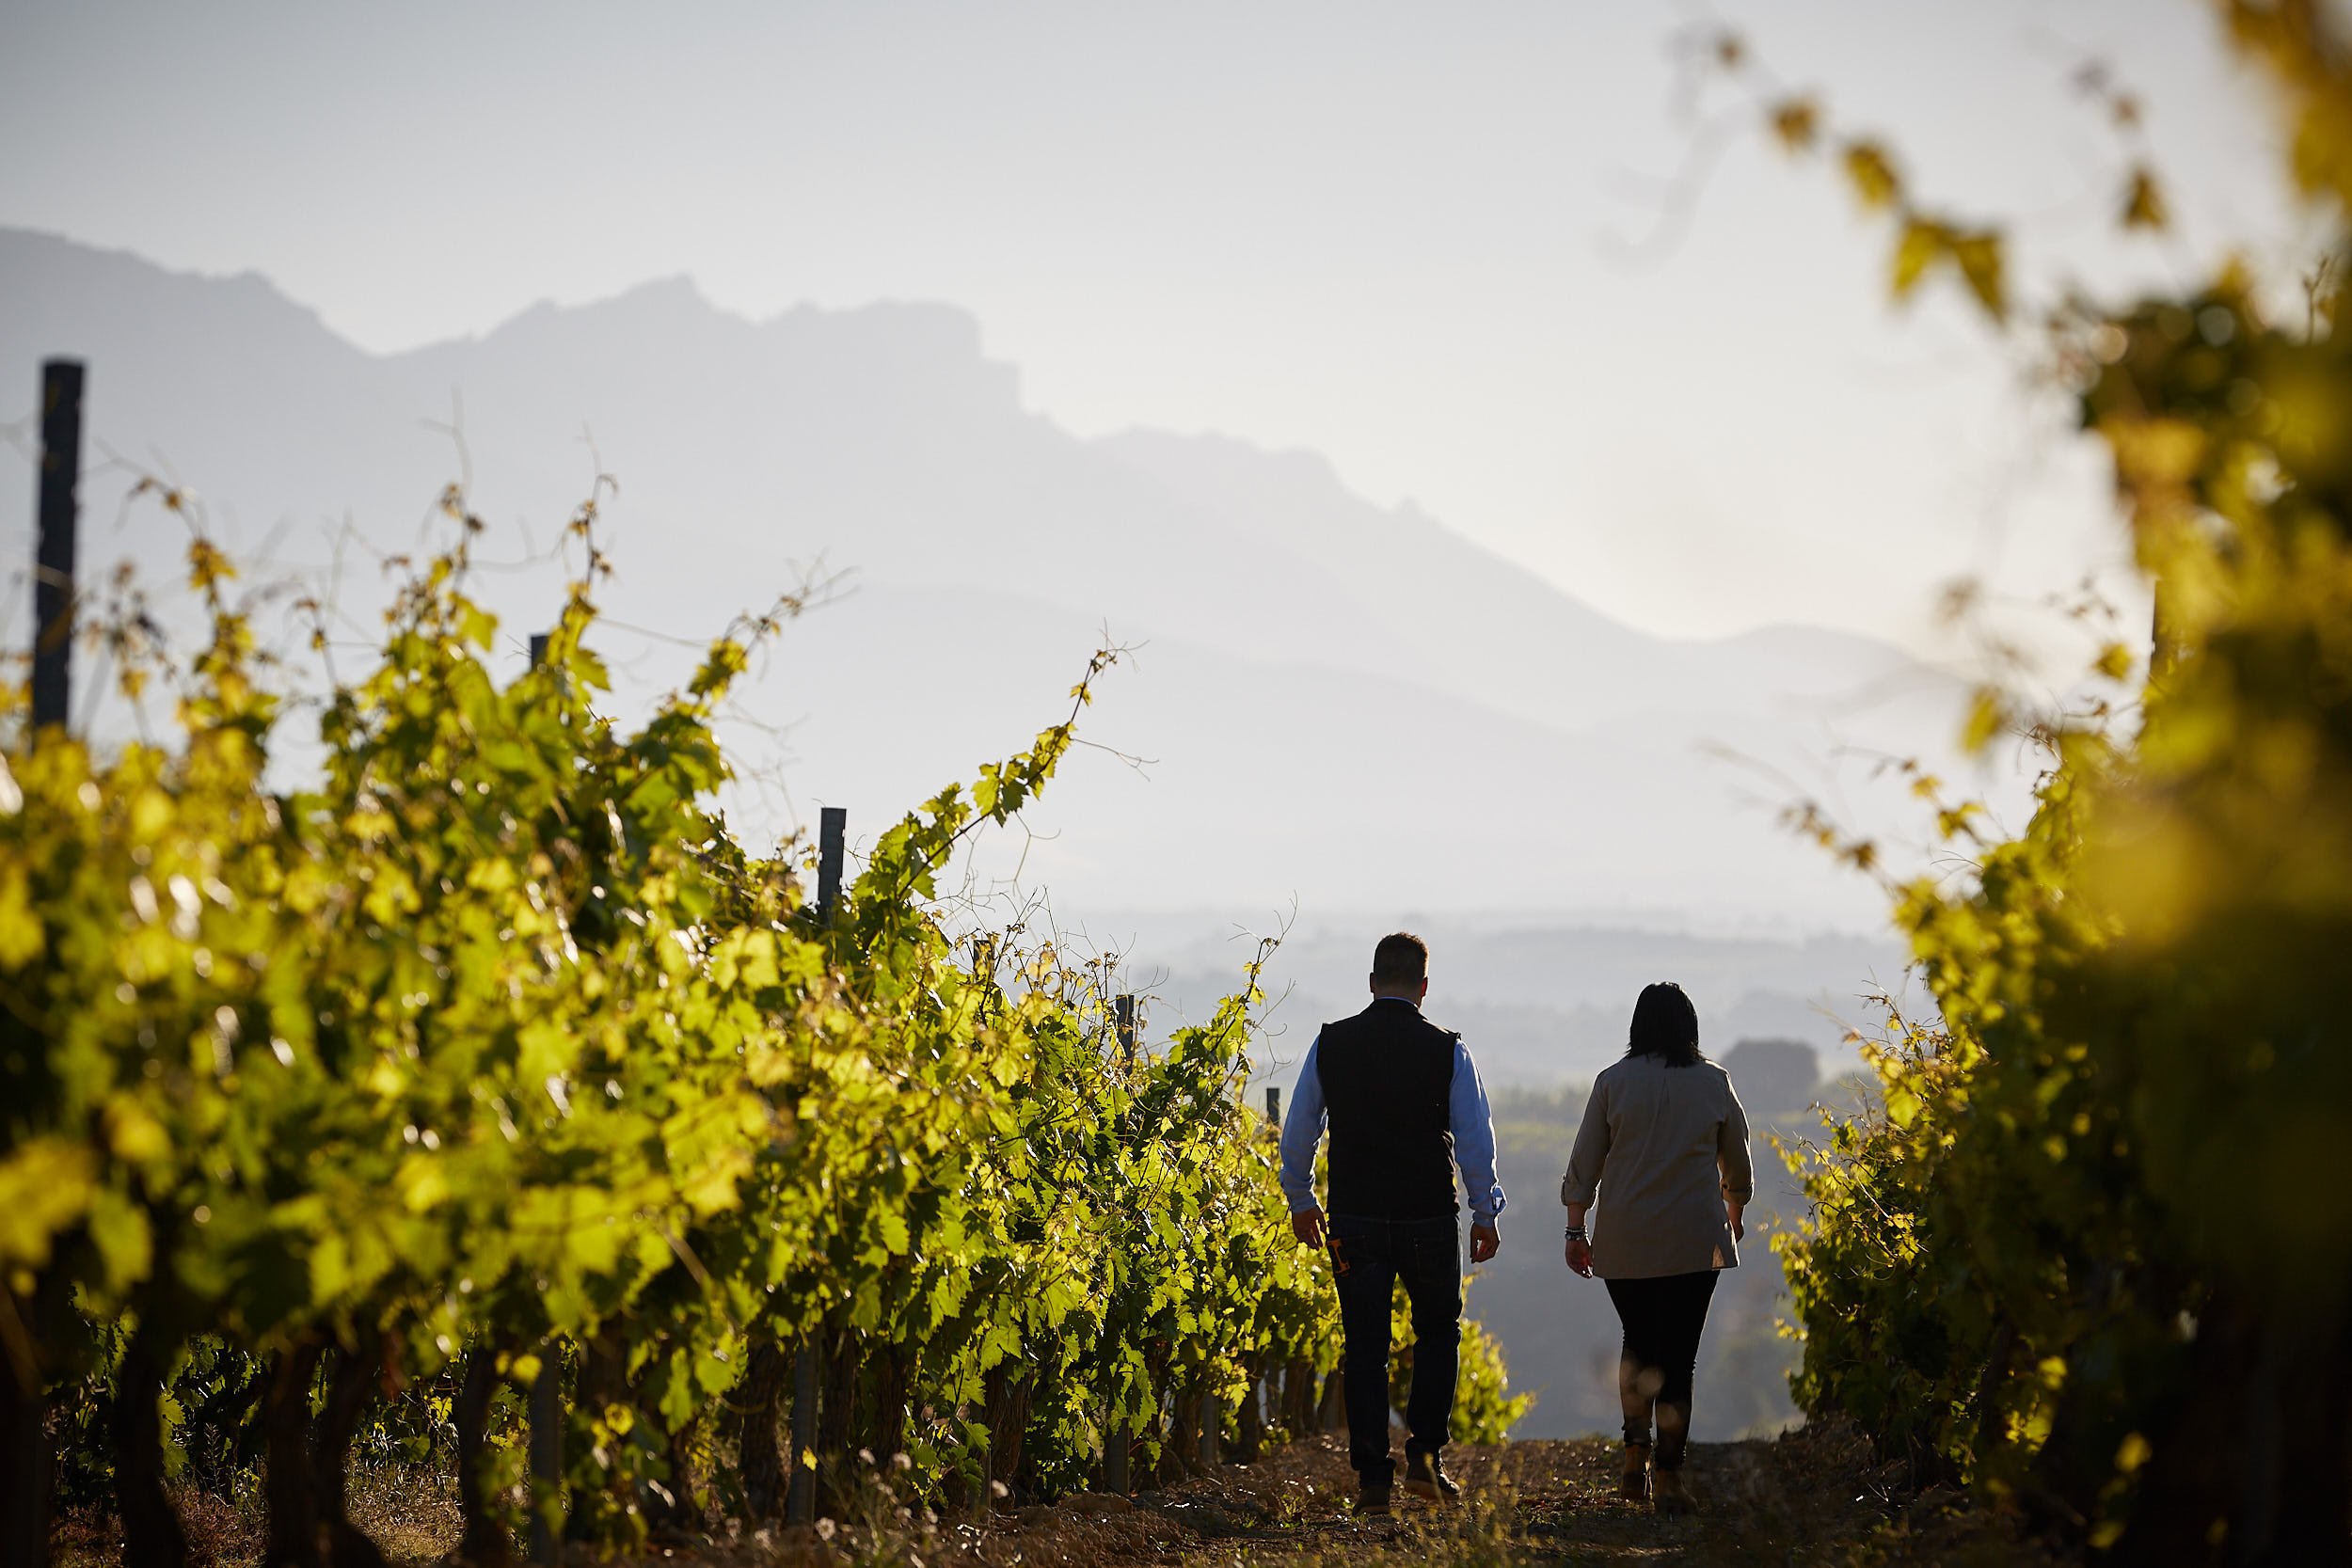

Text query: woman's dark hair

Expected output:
[1626,981,1704,1068]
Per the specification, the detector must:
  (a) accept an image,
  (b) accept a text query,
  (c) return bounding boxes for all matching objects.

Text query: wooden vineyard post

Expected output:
[787,806,848,1527]
[2,368,68,1565]
[518,627,567,1562]
[1254,1088,1283,1454]
[33,359,83,732]
[787,1345,819,1525]
[1104,1412,1129,1497]
[1103,993,1140,1495]
[1248,1077,1279,1458]
[1233,1361,1265,1464]
[816,807,846,926]
[1198,1015,1222,1482]
[528,1351,563,1565]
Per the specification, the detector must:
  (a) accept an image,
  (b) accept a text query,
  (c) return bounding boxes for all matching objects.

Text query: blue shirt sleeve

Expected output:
[1278,1036,1327,1214]
[1451,1039,1507,1227]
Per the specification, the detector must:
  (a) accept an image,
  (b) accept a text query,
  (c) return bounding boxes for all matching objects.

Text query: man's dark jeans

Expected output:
[1327,1212,1461,1490]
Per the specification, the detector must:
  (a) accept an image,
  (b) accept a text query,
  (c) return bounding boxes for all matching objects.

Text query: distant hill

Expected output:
[0,225,1991,933]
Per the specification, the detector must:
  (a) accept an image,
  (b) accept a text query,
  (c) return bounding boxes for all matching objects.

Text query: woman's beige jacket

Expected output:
[1561,1053,1754,1279]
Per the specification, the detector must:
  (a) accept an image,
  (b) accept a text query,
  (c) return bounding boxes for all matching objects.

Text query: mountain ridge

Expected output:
[0,224,1985,930]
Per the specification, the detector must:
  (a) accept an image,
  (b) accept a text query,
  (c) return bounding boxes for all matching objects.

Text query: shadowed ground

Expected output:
[1141,1429,2064,1567]
[53,1427,2065,1566]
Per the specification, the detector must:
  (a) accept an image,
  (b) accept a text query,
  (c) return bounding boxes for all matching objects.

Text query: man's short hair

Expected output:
[1371,931,1429,986]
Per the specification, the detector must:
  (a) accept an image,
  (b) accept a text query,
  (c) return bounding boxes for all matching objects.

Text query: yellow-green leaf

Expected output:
[1950,230,2007,319]
[1962,689,2006,753]
[1770,97,1820,153]
[87,1189,154,1293]
[1843,141,1900,210]
[310,1231,354,1303]
[105,1097,171,1165]
[1891,218,1945,299]
[0,1137,95,1269]
[0,863,45,970]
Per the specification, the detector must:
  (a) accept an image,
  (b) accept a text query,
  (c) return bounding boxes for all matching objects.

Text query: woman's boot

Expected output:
[1617,1441,1651,1502]
[1651,1466,1692,1515]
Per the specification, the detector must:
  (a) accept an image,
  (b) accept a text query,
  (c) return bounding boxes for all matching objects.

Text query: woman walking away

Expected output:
[1561,982,1753,1514]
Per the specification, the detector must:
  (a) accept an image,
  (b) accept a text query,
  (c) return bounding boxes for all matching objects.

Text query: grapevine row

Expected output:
[1740,10,2352,1556]
[0,508,1506,1565]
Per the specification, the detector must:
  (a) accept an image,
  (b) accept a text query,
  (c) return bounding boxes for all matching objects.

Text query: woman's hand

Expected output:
[1565,1234,1594,1278]
[1727,1200,1746,1243]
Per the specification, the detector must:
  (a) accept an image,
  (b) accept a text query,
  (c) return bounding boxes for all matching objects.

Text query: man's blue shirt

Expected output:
[1277,996,1507,1228]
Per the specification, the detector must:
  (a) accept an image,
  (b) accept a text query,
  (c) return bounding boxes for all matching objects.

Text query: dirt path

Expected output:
[1137,1432,1745,1566]
[961,1428,2058,1568]
[56,1427,2058,1568]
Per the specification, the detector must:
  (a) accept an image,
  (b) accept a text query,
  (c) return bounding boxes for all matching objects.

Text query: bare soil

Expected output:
[55,1425,2068,1568]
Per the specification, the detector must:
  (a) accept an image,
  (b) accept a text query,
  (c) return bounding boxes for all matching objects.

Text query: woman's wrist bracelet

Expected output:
[1565,1227,1587,1241]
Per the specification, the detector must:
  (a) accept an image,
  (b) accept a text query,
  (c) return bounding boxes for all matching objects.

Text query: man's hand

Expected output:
[1469,1224,1501,1264]
[1728,1201,1746,1243]
[1291,1208,1326,1248]
[1565,1235,1594,1278]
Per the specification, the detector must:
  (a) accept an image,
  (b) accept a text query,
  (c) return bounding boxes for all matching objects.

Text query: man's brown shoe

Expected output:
[1652,1468,1692,1515]
[1354,1483,1392,1517]
[1403,1452,1460,1504]
[1617,1441,1651,1502]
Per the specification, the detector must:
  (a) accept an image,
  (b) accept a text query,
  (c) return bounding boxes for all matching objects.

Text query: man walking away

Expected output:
[1280,932,1506,1515]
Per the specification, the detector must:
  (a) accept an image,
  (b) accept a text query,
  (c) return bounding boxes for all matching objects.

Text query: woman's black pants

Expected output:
[1603,1270,1719,1470]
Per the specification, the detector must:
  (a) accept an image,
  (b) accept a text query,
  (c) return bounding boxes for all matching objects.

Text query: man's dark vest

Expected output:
[1315,1000,1459,1220]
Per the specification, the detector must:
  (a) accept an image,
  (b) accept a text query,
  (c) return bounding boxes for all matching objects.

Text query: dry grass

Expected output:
[53,1463,459,1568]
[346,1462,465,1563]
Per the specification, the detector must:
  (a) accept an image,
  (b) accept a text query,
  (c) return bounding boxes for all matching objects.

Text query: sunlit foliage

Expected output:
[1743,3,2352,1558]
[0,507,1353,1560]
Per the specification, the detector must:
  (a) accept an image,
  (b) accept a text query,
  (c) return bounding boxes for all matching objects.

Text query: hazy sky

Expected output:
[0,1,2309,660]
